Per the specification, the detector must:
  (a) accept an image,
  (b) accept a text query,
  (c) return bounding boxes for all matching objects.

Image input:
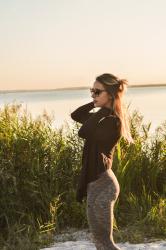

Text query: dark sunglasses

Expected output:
[90,88,107,96]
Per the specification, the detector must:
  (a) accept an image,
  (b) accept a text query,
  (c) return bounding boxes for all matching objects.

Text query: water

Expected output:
[0,86,165,132]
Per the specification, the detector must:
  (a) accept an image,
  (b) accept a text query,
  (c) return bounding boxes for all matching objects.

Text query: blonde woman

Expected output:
[71,73,132,250]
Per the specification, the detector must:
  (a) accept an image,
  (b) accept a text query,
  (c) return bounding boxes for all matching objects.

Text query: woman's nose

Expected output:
[91,92,95,98]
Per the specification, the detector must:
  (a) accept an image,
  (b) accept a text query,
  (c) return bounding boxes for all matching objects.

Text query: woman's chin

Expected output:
[94,102,99,107]
[94,102,102,108]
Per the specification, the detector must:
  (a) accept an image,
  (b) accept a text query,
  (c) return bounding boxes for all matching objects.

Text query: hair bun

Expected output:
[118,79,128,85]
[117,79,127,92]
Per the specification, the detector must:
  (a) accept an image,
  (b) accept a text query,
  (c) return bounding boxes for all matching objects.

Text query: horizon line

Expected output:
[0,83,166,94]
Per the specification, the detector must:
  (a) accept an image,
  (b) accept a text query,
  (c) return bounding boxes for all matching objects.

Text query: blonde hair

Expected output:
[96,73,133,143]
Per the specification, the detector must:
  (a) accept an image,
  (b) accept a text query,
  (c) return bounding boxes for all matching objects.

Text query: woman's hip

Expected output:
[87,169,120,201]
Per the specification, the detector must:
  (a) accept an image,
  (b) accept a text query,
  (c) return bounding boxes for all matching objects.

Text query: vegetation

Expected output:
[0,104,165,249]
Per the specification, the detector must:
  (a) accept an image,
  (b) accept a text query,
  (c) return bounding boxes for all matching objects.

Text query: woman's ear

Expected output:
[108,94,113,102]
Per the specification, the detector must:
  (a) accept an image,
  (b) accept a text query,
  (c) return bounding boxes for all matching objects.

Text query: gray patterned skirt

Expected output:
[87,169,121,250]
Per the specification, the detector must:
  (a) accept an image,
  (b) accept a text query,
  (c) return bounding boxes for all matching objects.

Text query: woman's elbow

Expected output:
[71,112,78,121]
[71,112,83,124]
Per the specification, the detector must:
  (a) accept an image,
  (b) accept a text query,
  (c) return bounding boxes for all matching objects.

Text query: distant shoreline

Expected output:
[0,83,166,94]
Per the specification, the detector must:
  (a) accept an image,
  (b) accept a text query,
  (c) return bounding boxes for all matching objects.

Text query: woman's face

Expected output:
[91,81,112,108]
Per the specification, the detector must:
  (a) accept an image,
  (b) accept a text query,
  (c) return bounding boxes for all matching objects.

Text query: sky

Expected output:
[0,0,166,90]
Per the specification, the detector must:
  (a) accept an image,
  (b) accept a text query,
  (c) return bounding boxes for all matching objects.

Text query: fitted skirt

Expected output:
[87,169,121,250]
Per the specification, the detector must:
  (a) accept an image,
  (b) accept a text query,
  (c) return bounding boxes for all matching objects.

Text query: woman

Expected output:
[71,73,132,250]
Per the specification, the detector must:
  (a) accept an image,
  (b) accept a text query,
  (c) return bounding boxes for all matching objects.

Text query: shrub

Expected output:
[0,104,165,248]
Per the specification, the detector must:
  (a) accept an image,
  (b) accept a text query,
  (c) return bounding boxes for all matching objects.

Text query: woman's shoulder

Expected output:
[101,113,120,121]
[99,113,121,128]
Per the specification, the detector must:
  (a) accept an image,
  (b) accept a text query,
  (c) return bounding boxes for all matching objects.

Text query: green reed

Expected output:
[113,111,166,240]
[0,104,165,249]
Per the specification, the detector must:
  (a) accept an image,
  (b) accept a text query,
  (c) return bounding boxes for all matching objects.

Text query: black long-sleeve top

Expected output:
[71,102,121,202]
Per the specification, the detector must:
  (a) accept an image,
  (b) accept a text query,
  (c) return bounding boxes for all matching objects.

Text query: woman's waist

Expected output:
[100,168,118,181]
[88,169,119,187]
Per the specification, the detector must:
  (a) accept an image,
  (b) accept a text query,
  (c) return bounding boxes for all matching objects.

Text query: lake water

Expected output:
[0,86,166,133]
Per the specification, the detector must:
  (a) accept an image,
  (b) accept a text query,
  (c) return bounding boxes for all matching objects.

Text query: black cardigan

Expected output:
[71,102,121,202]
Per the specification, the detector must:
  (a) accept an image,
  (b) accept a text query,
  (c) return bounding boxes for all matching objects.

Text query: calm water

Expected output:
[0,86,166,132]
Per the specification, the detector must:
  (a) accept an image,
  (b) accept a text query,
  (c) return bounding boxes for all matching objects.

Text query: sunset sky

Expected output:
[1,0,166,90]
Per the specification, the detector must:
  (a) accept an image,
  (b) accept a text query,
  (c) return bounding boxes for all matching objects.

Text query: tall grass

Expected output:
[0,104,165,249]
[113,111,166,241]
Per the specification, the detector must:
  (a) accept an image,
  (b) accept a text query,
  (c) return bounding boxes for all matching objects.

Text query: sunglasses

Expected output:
[90,88,107,96]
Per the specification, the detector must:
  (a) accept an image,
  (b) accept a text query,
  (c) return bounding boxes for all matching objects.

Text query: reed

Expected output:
[0,104,165,249]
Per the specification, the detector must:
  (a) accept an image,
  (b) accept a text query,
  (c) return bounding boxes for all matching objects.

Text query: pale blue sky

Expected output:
[0,0,166,90]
